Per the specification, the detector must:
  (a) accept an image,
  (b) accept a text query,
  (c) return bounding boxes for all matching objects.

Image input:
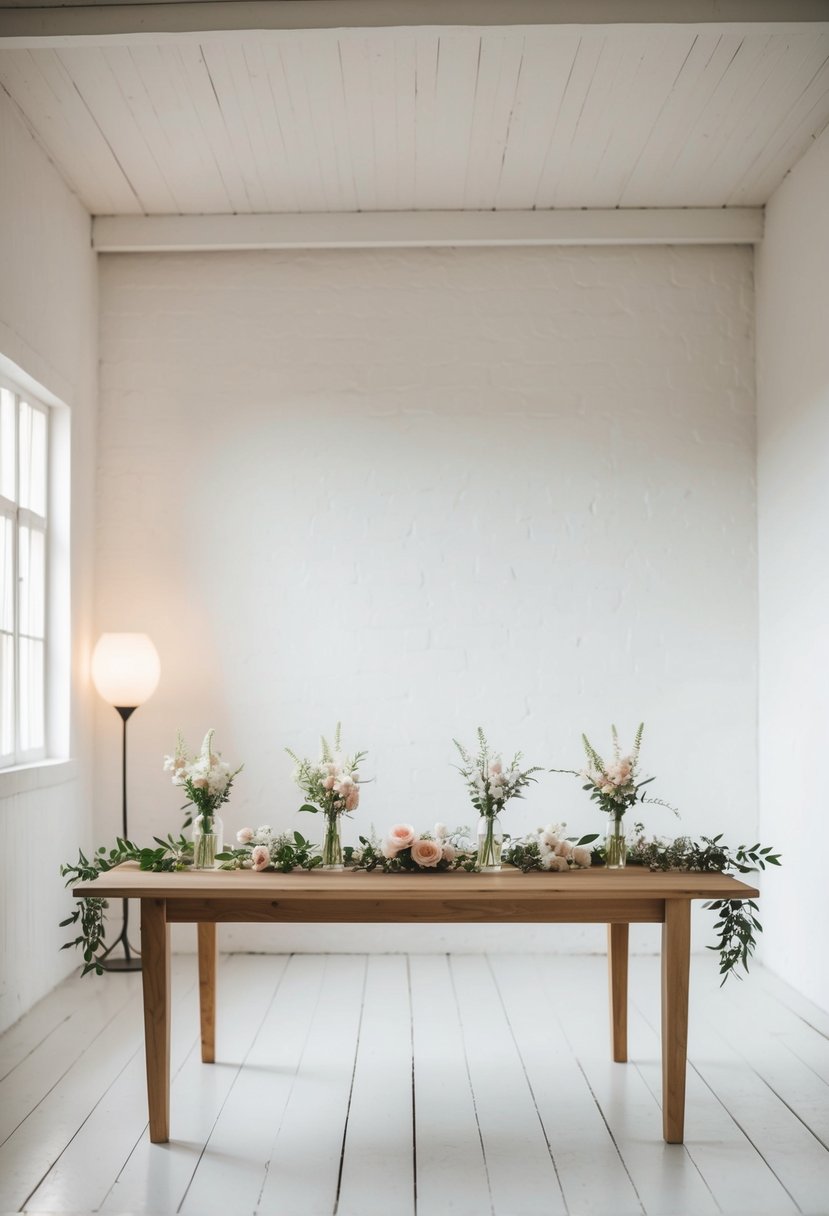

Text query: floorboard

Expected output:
[0,953,825,1216]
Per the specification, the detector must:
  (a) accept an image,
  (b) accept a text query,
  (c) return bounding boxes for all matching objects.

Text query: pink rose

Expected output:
[388,824,416,849]
[345,787,360,812]
[554,841,573,858]
[573,846,592,867]
[236,827,254,844]
[411,839,442,868]
[381,838,399,859]
[251,845,270,871]
[441,843,457,863]
[322,775,336,791]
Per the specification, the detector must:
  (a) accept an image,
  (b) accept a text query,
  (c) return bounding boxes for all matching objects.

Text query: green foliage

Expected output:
[623,827,781,984]
[60,833,194,975]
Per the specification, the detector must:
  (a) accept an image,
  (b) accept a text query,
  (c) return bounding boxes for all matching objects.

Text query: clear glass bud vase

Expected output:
[322,812,344,871]
[477,814,503,872]
[605,813,627,869]
[193,812,224,870]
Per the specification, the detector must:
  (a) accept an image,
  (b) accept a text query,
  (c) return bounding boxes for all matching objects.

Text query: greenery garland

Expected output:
[61,823,780,985]
[504,825,780,984]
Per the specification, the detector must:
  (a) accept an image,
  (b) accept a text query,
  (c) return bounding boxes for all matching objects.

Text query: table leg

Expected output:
[198,922,217,1063]
[661,898,691,1144]
[141,897,170,1143]
[607,923,629,1062]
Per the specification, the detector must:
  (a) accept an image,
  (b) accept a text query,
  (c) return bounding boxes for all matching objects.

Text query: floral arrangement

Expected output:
[503,824,599,872]
[163,729,242,830]
[553,723,674,867]
[347,824,479,872]
[454,728,542,868]
[218,826,320,873]
[58,722,782,989]
[286,724,367,869]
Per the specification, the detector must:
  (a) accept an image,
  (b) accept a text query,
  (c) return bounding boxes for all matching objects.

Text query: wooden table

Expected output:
[73,864,759,1146]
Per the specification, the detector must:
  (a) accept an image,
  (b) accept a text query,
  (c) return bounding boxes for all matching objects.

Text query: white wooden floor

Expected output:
[1,953,828,1216]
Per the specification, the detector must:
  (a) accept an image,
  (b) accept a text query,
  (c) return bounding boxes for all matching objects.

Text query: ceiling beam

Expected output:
[1,1,827,45]
[92,209,765,253]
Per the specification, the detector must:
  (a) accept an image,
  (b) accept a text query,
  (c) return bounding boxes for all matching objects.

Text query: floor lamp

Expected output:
[91,632,161,973]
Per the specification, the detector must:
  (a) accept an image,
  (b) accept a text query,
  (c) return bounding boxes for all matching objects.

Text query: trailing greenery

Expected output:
[59,832,194,975]
[623,828,781,984]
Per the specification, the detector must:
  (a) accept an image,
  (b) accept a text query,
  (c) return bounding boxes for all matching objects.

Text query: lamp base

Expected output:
[101,955,142,973]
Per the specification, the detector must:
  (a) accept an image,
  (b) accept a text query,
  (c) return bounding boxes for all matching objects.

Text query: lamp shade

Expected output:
[91,633,161,707]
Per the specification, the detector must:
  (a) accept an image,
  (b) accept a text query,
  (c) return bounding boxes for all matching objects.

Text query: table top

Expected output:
[73,862,760,902]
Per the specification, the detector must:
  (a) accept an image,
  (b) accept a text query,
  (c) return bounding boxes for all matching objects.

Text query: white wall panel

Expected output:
[96,242,756,956]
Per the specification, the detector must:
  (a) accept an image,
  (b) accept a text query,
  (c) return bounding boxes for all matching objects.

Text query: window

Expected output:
[0,378,48,765]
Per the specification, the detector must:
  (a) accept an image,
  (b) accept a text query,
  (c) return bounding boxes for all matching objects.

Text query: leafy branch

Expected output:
[60,833,194,975]
[623,829,781,984]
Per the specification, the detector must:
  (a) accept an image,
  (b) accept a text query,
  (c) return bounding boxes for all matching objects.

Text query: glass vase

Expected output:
[605,813,627,869]
[322,811,344,871]
[477,814,503,872]
[193,812,224,870]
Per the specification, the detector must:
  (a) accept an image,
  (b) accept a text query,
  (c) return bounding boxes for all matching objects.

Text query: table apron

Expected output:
[162,896,667,924]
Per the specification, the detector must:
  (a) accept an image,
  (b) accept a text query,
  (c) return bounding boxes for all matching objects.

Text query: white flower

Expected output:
[236,827,254,844]
[434,823,448,840]
[573,846,592,867]
[442,843,457,862]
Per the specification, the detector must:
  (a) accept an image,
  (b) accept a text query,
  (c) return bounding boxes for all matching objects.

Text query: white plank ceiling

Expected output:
[1,23,829,216]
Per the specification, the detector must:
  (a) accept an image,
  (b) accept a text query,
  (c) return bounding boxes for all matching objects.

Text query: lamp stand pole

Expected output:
[100,705,142,972]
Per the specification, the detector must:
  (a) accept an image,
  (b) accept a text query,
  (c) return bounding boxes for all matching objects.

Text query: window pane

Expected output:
[19,400,47,517]
[0,389,14,502]
[19,636,44,752]
[0,633,13,757]
[0,516,13,632]
[18,524,45,639]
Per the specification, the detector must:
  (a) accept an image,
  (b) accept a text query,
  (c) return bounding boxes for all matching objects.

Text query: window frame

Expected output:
[0,371,49,768]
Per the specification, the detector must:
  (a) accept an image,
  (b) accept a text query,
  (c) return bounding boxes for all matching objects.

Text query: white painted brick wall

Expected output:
[97,244,756,954]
